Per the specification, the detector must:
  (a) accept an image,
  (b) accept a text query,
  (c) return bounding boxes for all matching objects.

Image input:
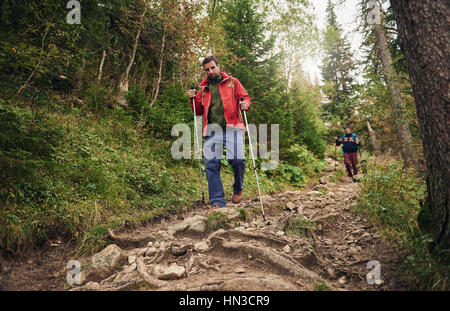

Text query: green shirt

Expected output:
[207,75,226,130]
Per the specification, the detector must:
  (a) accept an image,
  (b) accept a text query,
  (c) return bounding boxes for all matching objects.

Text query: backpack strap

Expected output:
[200,86,205,106]
[228,76,238,105]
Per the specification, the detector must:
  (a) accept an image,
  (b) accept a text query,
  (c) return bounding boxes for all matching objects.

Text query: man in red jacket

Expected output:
[188,56,251,211]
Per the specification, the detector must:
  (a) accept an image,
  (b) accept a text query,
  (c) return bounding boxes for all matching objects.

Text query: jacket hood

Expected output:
[199,72,231,87]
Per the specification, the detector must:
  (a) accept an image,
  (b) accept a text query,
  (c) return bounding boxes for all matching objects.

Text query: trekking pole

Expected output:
[334,143,337,172]
[191,87,205,205]
[241,97,265,222]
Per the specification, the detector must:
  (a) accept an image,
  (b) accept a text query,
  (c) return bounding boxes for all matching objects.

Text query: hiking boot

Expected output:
[232,192,243,204]
[348,176,354,182]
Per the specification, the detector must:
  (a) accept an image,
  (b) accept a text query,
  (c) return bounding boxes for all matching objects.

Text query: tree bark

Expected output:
[150,25,166,106]
[366,121,380,155]
[373,20,418,167]
[210,0,218,55]
[391,0,449,250]
[75,46,88,92]
[118,5,148,105]
[97,50,107,85]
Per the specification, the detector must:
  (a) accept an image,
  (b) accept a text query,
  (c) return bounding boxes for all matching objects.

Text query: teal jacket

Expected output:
[336,133,361,154]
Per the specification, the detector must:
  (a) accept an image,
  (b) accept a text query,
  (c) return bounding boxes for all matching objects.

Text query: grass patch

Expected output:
[206,212,230,231]
[356,156,448,290]
[329,168,346,183]
[285,216,316,237]
[237,208,247,220]
[315,281,331,291]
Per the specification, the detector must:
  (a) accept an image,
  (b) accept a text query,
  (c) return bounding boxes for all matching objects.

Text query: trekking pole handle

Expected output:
[239,97,248,111]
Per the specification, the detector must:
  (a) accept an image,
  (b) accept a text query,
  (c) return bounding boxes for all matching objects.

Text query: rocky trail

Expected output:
[0,157,407,291]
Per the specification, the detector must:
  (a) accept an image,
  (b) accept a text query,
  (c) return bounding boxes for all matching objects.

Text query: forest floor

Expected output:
[0,156,409,291]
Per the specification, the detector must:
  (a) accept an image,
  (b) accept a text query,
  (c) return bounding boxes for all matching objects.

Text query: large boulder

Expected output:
[167,215,207,236]
[187,220,206,234]
[154,263,186,280]
[77,244,126,286]
[90,244,126,269]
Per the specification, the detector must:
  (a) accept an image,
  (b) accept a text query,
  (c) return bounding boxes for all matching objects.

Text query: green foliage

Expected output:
[145,83,193,139]
[125,87,150,119]
[0,103,64,206]
[289,81,326,158]
[320,0,357,123]
[237,208,247,220]
[283,144,316,166]
[269,142,328,187]
[0,2,83,92]
[84,85,112,113]
[315,281,331,291]
[278,164,306,186]
[357,157,448,290]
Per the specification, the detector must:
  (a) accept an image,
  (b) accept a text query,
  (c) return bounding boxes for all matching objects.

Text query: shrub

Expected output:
[125,86,150,119]
[357,157,448,290]
[0,103,64,206]
[145,83,193,139]
[282,144,316,166]
[278,163,306,186]
[85,84,111,113]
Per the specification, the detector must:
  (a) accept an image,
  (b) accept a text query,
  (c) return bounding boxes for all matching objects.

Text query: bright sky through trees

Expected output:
[303,0,363,83]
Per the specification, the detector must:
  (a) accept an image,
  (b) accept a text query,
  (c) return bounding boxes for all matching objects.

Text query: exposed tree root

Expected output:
[158,274,299,291]
[136,256,166,288]
[212,228,289,248]
[107,228,154,248]
[207,238,322,290]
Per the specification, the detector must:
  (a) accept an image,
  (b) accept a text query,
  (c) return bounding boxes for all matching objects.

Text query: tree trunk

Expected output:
[366,121,380,155]
[391,0,449,250]
[118,5,148,105]
[97,50,107,84]
[75,46,88,92]
[210,0,218,55]
[373,20,418,167]
[17,26,49,95]
[150,25,166,106]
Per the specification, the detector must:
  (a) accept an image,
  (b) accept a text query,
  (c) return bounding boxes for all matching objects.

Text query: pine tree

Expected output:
[321,0,357,123]
[220,0,293,150]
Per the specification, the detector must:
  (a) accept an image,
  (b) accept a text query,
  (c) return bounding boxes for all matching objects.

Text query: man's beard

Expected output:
[208,73,222,83]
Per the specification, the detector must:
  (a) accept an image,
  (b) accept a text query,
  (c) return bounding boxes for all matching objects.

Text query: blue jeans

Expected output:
[203,125,246,207]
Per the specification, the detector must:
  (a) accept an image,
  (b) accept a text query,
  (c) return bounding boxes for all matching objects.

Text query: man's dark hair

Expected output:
[202,55,219,66]
[344,126,351,130]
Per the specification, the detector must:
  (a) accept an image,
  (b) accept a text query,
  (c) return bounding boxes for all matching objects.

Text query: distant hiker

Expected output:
[188,56,251,211]
[335,126,361,182]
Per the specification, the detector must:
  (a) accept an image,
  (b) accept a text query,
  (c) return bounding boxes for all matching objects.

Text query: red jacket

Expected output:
[190,72,251,136]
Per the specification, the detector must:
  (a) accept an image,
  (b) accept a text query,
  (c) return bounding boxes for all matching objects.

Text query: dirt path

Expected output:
[0,156,408,291]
